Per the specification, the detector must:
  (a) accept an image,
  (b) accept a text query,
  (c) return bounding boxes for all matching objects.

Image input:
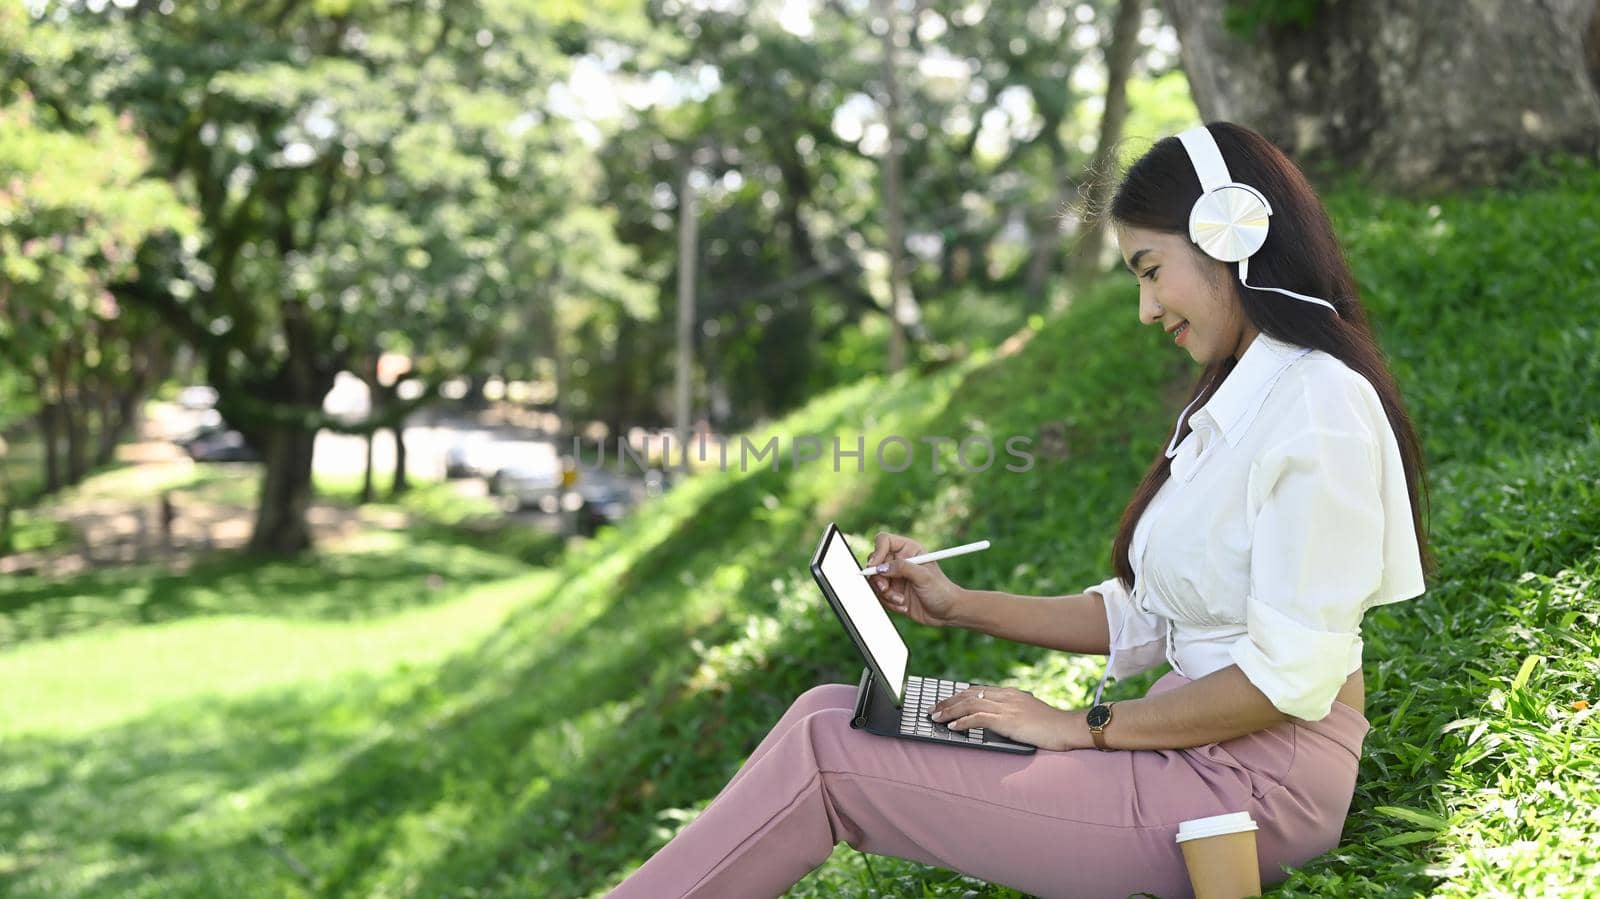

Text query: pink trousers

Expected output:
[605,669,1371,898]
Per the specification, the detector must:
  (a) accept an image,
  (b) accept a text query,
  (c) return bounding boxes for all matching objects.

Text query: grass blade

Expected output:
[1374,805,1450,831]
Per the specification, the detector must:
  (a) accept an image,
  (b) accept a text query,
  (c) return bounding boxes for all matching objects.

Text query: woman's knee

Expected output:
[791,706,867,771]
[791,682,859,716]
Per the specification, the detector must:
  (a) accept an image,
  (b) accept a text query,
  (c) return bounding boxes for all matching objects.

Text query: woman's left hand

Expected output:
[931,686,1088,751]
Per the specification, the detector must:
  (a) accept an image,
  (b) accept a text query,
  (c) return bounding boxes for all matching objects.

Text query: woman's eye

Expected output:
[1142,267,1159,281]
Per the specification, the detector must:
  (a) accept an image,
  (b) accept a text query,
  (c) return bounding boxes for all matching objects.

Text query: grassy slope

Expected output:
[2,153,1598,897]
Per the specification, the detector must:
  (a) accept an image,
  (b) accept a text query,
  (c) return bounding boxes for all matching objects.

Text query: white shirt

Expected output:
[1083,332,1427,721]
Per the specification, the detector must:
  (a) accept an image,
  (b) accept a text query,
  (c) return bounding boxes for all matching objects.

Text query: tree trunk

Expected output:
[95,386,119,467]
[605,316,636,443]
[544,268,568,443]
[37,402,61,494]
[100,383,146,467]
[877,0,912,372]
[238,298,340,554]
[1587,0,1600,96]
[356,351,380,505]
[1161,0,1600,192]
[1023,203,1059,309]
[463,372,489,411]
[64,397,88,485]
[1022,133,1066,308]
[51,343,89,486]
[248,426,318,555]
[94,337,167,467]
[360,430,376,504]
[1069,0,1143,280]
[390,423,409,496]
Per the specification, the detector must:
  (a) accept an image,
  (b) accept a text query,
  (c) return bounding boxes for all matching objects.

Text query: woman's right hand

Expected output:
[865,532,967,628]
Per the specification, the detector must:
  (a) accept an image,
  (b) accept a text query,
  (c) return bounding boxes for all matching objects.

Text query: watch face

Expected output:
[1087,704,1111,728]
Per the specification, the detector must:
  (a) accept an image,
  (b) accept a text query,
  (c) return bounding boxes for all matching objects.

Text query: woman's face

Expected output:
[1114,223,1258,364]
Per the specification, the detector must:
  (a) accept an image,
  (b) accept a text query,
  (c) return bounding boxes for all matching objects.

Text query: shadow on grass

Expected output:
[0,534,533,648]
[406,519,568,568]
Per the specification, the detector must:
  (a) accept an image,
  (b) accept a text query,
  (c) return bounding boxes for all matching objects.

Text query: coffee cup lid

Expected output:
[1175,811,1259,843]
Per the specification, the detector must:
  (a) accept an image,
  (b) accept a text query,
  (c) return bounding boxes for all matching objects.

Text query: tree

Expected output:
[0,83,194,501]
[11,1,644,553]
[1067,0,1145,281]
[1162,0,1600,192]
[593,0,1161,426]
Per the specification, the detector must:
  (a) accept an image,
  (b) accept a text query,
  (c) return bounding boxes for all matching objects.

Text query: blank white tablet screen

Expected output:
[820,529,907,699]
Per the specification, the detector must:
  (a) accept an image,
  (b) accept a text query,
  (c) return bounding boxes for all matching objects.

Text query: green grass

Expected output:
[3,152,1600,896]
[1,508,73,555]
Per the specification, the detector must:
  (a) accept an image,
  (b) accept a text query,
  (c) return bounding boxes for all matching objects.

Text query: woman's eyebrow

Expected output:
[1124,248,1154,273]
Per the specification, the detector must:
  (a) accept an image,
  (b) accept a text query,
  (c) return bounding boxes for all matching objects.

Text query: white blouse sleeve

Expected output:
[1084,574,1168,681]
[1228,425,1387,721]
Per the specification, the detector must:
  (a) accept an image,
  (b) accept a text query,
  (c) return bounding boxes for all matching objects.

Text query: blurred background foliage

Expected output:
[2,0,1212,551]
[5,0,1597,549]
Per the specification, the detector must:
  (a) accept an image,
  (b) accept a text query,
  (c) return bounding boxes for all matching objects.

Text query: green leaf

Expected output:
[1374,805,1450,831]
[1373,830,1442,847]
[1511,654,1543,692]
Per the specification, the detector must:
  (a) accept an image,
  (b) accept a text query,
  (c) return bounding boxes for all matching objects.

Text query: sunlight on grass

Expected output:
[0,559,552,738]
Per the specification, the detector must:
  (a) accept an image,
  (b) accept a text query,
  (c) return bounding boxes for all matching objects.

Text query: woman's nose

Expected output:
[1138,292,1161,325]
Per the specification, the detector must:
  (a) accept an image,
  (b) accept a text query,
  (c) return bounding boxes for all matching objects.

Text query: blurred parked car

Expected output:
[485,441,564,512]
[176,385,219,410]
[443,430,503,479]
[571,468,636,534]
[184,426,259,462]
[643,467,677,496]
[164,408,223,444]
[444,431,544,479]
[491,462,563,513]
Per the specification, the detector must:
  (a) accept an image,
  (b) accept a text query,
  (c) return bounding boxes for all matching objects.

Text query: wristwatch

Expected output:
[1086,702,1115,751]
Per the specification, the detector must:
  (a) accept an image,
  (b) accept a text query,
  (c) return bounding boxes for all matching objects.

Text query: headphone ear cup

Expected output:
[1189,185,1271,263]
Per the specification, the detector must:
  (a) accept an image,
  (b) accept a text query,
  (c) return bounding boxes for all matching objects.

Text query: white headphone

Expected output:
[1176,124,1339,316]
[1159,124,1337,459]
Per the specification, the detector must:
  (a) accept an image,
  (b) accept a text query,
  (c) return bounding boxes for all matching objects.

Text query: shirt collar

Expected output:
[1190,332,1313,448]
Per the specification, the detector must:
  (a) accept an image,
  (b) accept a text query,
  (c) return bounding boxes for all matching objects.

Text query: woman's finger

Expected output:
[934,689,1001,719]
[947,711,995,732]
[872,532,906,567]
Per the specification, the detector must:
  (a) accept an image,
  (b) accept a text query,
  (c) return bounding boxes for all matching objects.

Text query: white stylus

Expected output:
[859,539,991,575]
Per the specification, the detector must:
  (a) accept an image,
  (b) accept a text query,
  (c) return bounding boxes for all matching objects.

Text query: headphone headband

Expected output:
[1176,126,1230,194]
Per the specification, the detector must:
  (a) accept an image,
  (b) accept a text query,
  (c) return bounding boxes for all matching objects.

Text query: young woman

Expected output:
[605,121,1437,899]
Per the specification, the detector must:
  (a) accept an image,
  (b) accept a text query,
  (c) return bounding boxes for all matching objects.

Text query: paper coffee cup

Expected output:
[1175,812,1262,899]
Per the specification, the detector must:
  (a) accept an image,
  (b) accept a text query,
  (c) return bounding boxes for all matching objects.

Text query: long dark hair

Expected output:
[1106,121,1437,594]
